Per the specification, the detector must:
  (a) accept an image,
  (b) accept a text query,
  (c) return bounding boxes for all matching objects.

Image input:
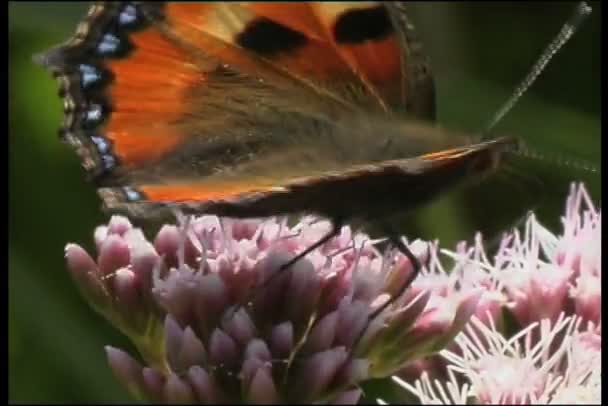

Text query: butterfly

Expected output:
[38,2,523,318]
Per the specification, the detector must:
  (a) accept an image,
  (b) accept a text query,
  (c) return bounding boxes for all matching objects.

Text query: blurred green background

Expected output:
[9,2,601,403]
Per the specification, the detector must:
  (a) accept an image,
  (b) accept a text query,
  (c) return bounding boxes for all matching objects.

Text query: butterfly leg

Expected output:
[369,229,423,320]
[351,226,425,351]
[229,219,343,318]
[262,220,343,290]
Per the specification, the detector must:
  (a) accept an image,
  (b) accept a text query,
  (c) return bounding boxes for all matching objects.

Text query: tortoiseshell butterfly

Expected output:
[37,2,591,318]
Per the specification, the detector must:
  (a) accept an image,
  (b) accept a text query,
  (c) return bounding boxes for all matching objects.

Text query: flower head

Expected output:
[439,183,601,330]
[66,215,476,403]
[399,314,601,404]
[394,183,601,404]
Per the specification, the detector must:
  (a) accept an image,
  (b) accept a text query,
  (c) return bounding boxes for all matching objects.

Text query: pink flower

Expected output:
[497,183,600,328]
[65,215,477,403]
[442,183,600,329]
[399,314,600,404]
[393,183,601,404]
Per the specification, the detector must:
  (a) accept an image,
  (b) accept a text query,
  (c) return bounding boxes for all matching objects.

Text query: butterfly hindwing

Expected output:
[99,136,517,223]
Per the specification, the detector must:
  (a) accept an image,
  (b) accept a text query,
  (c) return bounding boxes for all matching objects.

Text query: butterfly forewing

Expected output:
[40,1,485,221]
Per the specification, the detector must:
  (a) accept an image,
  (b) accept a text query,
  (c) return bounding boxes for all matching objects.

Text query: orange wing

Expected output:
[158,3,400,111]
[39,2,438,217]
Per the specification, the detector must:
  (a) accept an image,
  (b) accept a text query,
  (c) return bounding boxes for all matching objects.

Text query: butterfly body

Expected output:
[38,1,517,225]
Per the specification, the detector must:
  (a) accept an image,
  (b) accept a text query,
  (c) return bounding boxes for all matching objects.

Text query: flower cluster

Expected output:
[66,214,479,403]
[398,314,601,404]
[397,183,601,404]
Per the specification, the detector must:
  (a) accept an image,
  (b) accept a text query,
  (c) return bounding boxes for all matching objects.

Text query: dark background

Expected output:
[9,2,601,403]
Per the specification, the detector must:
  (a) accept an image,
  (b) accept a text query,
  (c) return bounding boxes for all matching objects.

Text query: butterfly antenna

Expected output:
[482,2,592,138]
[517,144,599,174]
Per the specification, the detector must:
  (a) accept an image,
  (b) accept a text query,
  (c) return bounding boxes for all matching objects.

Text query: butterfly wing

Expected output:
[39,2,441,218]
[151,2,435,116]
